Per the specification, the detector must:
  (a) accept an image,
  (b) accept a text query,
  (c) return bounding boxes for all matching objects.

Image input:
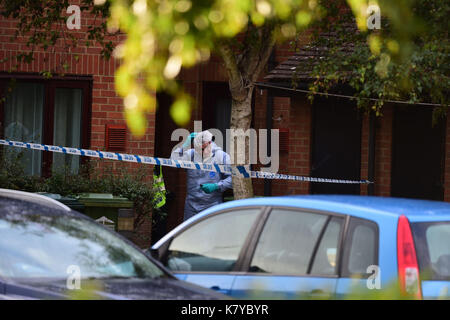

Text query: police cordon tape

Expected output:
[0,139,372,184]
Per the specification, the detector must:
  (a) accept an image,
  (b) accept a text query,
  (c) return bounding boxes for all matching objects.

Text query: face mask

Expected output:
[201,142,212,158]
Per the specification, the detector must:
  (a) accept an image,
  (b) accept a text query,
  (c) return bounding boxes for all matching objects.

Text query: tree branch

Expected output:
[217,38,246,101]
[235,22,276,84]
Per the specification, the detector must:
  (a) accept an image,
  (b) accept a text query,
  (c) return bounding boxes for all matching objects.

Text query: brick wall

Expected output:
[360,115,370,195]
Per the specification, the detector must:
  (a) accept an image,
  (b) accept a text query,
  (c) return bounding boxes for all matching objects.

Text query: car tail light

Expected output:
[397,215,422,299]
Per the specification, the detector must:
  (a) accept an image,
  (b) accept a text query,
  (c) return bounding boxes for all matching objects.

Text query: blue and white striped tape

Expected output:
[0,139,371,184]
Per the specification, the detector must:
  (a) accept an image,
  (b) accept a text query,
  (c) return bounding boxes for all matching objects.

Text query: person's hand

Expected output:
[182,132,197,148]
[200,183,219,193]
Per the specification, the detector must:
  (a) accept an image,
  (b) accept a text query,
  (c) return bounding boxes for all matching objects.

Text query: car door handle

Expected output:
[210,286,230,295]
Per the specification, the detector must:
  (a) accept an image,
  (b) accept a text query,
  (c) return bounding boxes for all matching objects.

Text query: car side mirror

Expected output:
[149,236,173,262]
[150,248,160,260]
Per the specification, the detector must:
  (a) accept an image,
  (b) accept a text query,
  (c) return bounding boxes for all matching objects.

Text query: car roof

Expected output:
[199,195,450,222]
[0,188,71,212]
[0,189,89,221]
[152,195,450,249]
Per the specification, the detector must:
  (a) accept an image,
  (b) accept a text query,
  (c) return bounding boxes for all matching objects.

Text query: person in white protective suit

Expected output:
[171,130,232,221]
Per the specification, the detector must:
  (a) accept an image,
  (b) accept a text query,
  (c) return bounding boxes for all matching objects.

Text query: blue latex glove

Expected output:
[182,132,197,148]
[200,183,219,194]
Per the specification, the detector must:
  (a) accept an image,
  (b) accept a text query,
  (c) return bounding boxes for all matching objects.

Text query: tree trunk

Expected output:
[218,23,276,199]
[229,86,254,199]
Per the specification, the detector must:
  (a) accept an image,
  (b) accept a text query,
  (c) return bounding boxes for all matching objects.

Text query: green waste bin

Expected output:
[36,192,85,212]
[76,193,134,233]
[59,196,85,212]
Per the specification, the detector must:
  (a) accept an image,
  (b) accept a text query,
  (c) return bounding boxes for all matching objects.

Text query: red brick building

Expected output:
[1,5,449,246]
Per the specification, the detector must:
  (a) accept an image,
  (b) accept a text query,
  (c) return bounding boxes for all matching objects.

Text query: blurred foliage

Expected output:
[237,278,448,300]
[305,0,449,122]
[108,0,321,135]
[0,0,441,134]
[107,0,424,135]
[0,149,161,245]
[66,280,105,300]
[0,150,42,192]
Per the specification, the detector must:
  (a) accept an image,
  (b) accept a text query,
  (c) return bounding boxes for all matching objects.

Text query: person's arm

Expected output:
[200,151,232,194]
[217,152,232,192]
[171,133,196,161]
[170,146,187,160]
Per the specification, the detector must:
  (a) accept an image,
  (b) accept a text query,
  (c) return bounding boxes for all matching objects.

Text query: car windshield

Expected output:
[412,221,450,281]
[0,212,166,280]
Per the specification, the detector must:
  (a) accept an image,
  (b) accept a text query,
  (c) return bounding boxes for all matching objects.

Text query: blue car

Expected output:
[151,195,450,299]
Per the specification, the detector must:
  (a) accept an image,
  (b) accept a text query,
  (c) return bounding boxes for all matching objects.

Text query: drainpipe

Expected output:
[264,50,276,196]
[368,111,376,195]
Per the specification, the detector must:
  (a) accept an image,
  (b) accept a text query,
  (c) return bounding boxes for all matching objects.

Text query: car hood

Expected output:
[7,277,229,300]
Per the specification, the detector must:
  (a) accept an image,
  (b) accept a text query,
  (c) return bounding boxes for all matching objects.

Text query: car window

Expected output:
[311,216,344,275]
[412,222,450,280]
[343,217,378,276]
[0,214,165,280]
[165,208,260,272]
[426,225,450,267]
[248,209,328,275]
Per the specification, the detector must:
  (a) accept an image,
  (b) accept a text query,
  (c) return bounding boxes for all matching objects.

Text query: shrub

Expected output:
[0,149,159,245]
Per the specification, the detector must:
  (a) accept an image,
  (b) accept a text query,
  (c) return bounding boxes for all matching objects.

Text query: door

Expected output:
[311,97,362,194]
[153,92,178,241]
[335,217,380,298]
[231,208,345,299]
[202,82,232,152]
[391,106,445,200]
[161,207,262,295]
[202,82,235,200]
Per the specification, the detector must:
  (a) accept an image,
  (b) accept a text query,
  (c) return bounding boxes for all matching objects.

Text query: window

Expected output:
[249,208,328,275]
[425,224,450,269]
[165,208,261,272]
[310,216,344,275]
[342,217,379,277]
[0,77,91,176]
[412,222,450,280]
[3,82,44,175]
[53,88,84,173]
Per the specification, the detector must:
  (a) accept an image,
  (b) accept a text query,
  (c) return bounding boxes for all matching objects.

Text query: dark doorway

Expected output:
[311,97,362,194]
[391,106,445,200]
[152,92,178,245]
[154,92,177,159]
[202,82,232,152]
